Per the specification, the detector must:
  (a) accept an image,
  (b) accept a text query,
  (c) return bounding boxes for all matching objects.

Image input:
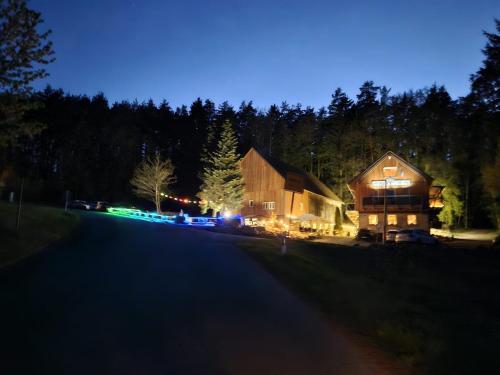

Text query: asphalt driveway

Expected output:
[0,211,395,375]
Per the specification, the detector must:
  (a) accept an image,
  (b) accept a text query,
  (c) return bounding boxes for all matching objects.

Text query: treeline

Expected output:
[2,22,499,228]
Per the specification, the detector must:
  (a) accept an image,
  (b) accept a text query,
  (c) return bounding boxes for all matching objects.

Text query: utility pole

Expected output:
[464,175,469,229]
[382,179,387,244]
[281,191,295,255]
[15,178,25,232]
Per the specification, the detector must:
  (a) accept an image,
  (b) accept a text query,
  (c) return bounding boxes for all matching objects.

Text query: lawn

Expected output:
[0,201,79,267]
[237,238,500,374]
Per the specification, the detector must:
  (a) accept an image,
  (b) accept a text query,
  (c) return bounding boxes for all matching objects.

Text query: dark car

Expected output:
[356,228,375,242]
[395,229,438,245]
[69,200,90,210]
[87,201,111,212]
[96,201,111,211]
[386,229,400,243]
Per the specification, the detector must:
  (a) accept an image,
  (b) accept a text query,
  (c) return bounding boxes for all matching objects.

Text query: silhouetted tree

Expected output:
[0,0,54,149]
[471,19,500,111]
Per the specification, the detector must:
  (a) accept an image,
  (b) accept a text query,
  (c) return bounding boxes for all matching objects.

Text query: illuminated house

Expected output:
[347,151,441,233]
[240,148,344,234]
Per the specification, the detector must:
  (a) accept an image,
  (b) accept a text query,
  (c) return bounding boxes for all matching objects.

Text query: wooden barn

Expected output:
[240,148,344,235]
[347,151,442,234]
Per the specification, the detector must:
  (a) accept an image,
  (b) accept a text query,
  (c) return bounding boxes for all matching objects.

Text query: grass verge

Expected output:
[0,201,79,267]
[237,238,500,374]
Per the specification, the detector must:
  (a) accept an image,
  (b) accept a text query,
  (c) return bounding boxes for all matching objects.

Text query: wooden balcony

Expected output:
[360,195,427,212]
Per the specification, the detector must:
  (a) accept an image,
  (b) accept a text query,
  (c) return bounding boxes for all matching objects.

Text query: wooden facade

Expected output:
[347,151,435,233]
[240,148,343,232]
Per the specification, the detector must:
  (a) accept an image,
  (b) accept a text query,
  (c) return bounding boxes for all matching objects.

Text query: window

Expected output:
[248,200,254,207]
[299,202,304,211]
[383,166,397,177]
[370,179,411,189]
[387,214,397,225]
[407,214,417,225]
[263,202,275,210]
[368,214,378,225]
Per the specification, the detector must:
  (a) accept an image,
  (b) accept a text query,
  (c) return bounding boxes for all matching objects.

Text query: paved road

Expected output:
[0,212,394,375]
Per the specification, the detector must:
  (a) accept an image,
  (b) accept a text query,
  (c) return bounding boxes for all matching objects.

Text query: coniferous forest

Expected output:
[1,20,499,229]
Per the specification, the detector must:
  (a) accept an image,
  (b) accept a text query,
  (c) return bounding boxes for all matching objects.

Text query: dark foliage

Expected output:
[1,21,499,228]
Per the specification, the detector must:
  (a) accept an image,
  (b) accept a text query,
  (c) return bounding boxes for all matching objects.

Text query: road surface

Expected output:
[0,212,399,375]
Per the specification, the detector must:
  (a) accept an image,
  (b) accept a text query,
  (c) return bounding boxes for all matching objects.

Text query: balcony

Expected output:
[361,195,426,211]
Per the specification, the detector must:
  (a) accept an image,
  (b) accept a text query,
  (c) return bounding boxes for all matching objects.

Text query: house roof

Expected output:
[245,148,343,202]
[347,151,434,187]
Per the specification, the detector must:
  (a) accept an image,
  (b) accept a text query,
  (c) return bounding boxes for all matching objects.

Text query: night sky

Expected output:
[31,0,499,108]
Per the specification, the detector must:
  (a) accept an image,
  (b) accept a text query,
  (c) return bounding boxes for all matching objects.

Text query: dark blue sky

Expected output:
[32,0,499,109]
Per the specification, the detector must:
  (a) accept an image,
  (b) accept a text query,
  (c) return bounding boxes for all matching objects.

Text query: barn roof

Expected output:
[245,148,343,202]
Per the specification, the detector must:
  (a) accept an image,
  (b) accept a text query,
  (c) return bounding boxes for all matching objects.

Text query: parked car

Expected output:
[87,201,111,212]
[386,229,400,243]
[96,201,111,211]
[69,200,90,210]
[395,229,438,245]
[356,228,375,242]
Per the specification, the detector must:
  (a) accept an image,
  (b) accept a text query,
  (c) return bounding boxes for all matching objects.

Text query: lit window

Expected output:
[387,214,397,225]
[299,202,304,211]
[263,202,275,210]
[407,214,417,225]
[368,215,378,225]
[249,200,254,207]
[371,179,411,189]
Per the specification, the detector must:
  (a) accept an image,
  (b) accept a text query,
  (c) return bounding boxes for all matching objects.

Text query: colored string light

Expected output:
[160,192,207,205]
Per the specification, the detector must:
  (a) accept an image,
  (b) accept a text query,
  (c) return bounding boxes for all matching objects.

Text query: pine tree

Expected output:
[198,120,244,216]
[471,19,500,111]
[0,0,54,93]
[0,0,55,149]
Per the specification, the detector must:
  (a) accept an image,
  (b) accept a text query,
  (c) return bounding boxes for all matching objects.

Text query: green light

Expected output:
[106,207,216,227]
[107,207,175,223]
